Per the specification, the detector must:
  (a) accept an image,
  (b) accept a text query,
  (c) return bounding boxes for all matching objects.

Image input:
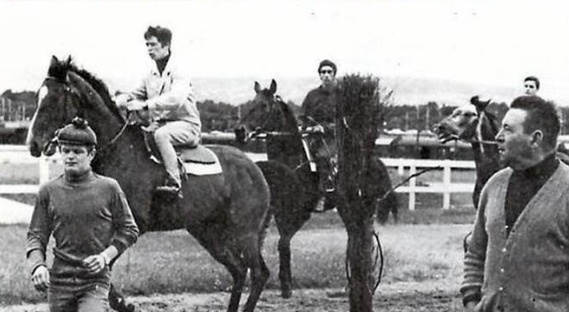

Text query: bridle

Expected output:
[40,76,130,153]
[443,109,499,146]
[246,94,294,141]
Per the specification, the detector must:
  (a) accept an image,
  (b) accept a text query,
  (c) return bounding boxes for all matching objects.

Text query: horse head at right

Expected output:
[434,103,479,143]
[235,79,279,144]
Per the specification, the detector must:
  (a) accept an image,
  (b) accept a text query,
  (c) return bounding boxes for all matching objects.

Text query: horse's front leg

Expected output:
[109,283,135,312]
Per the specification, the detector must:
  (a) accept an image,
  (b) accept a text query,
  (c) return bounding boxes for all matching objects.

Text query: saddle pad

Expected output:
[177,145,218,164]
[181,147,223,176]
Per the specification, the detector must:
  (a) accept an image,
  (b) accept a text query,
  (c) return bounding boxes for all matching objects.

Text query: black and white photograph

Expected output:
[2,1,569,311]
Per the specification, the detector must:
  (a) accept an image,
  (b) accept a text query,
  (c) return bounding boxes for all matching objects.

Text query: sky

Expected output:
[2,0,569,104]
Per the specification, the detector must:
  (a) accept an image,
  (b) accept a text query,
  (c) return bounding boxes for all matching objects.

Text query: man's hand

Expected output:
[82,254,109,274]
[464,300,479,312]
[123,100,148,112]
[113,94,132,107]
[31,265,50,291]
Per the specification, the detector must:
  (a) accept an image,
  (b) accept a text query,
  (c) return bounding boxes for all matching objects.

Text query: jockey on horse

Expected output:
[115,25,201,196]
[299,59,339,211]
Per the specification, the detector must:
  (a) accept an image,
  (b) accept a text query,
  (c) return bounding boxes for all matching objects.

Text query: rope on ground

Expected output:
[344,165,442,293]
[344,230,384,294]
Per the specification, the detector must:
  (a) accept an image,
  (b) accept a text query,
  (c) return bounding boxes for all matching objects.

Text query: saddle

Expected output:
[145,135,222,176]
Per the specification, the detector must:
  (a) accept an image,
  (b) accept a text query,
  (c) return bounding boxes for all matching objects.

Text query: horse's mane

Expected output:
[275,96,299,129]
[49,58,125,122]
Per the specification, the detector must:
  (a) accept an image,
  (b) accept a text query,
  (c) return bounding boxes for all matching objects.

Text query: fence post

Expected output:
[39,157,50,185]
[397,158,404,176]
[443,160,451,210]
[408,161,416,211]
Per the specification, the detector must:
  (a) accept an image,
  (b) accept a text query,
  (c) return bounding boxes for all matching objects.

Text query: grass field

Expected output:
[0,214,471,306]
[0,157,476,309]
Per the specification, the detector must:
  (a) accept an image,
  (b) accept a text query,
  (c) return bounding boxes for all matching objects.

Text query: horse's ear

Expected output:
[470,95,491,111]
[270,79,277,94]
[254,82,261,94]
[50,55,59,70]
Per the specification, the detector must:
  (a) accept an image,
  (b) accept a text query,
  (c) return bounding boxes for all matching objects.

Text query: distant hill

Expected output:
[189,76,521,107]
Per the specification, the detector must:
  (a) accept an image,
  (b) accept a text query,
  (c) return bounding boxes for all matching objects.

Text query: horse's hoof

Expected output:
[281,289,292,299]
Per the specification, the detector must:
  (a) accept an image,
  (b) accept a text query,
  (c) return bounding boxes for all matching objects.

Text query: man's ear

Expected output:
[530,130,544,147]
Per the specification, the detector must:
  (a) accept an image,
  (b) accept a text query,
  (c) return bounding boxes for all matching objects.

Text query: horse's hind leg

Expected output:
[241,237,270,312]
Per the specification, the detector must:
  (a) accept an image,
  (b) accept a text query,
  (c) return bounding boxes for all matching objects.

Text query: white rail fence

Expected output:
[0,145,475,210]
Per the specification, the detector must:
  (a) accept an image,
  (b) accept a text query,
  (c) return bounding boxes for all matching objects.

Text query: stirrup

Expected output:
[155,179,182,198]
[324,177,335,193]
[155,184,181,193]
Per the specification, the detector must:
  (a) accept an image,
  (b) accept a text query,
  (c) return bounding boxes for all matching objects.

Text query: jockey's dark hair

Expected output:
[144,26,172,47]
[524,76,540,90]
[510,95,559,150]
[318,59,337,74]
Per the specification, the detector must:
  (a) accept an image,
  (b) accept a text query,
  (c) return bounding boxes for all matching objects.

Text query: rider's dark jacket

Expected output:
[300,85,336,134]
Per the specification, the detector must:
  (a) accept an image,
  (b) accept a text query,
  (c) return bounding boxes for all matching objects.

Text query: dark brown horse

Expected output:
[235,80,397,298]
[26,56,271,312]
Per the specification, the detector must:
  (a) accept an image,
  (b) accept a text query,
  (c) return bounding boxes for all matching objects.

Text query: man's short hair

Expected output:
[144,26,172,47]
[510,95,559,150]
[318,59,337,74]
[524,76,540,90]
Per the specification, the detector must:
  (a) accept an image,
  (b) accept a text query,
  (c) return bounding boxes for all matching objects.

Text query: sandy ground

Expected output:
[0,280,463,312]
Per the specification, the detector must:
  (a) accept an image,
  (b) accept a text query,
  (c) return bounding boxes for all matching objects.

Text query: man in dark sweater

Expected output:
[461,96,569,312]
[299,59,338,211]
[27,118,139,312]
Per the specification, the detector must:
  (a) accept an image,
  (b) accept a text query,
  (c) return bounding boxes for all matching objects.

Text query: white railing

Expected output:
[0,146,475,210]
[382,158,475,210]
[0,145,54,194]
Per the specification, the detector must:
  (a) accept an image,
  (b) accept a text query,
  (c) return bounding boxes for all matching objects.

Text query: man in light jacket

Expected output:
[116,25,201,194]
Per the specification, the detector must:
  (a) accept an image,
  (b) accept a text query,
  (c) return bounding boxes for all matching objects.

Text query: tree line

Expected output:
[4,89,569,135]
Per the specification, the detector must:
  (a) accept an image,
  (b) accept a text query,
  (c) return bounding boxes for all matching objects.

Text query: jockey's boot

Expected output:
[314,196,326,212]
[155,141,182,196]
[156,174,182,195]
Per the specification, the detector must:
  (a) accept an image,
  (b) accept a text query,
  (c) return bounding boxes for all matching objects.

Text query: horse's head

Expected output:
[27,56,123,157]
[27,56,84,157]
[235,79,294,143]
[434,96,496,144]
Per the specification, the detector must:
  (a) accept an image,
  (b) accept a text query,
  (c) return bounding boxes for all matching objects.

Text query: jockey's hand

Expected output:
[113,93,132,107]
[31,265,50,291]
[313,125,325,133]
[141,122,160,132]
[124,100,148,112]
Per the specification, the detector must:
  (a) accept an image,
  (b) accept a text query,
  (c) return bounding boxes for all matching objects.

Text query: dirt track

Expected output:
[1,281,463,312]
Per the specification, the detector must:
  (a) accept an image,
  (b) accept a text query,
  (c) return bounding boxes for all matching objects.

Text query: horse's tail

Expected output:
[377,191,398,224]
[369,157,399,224]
